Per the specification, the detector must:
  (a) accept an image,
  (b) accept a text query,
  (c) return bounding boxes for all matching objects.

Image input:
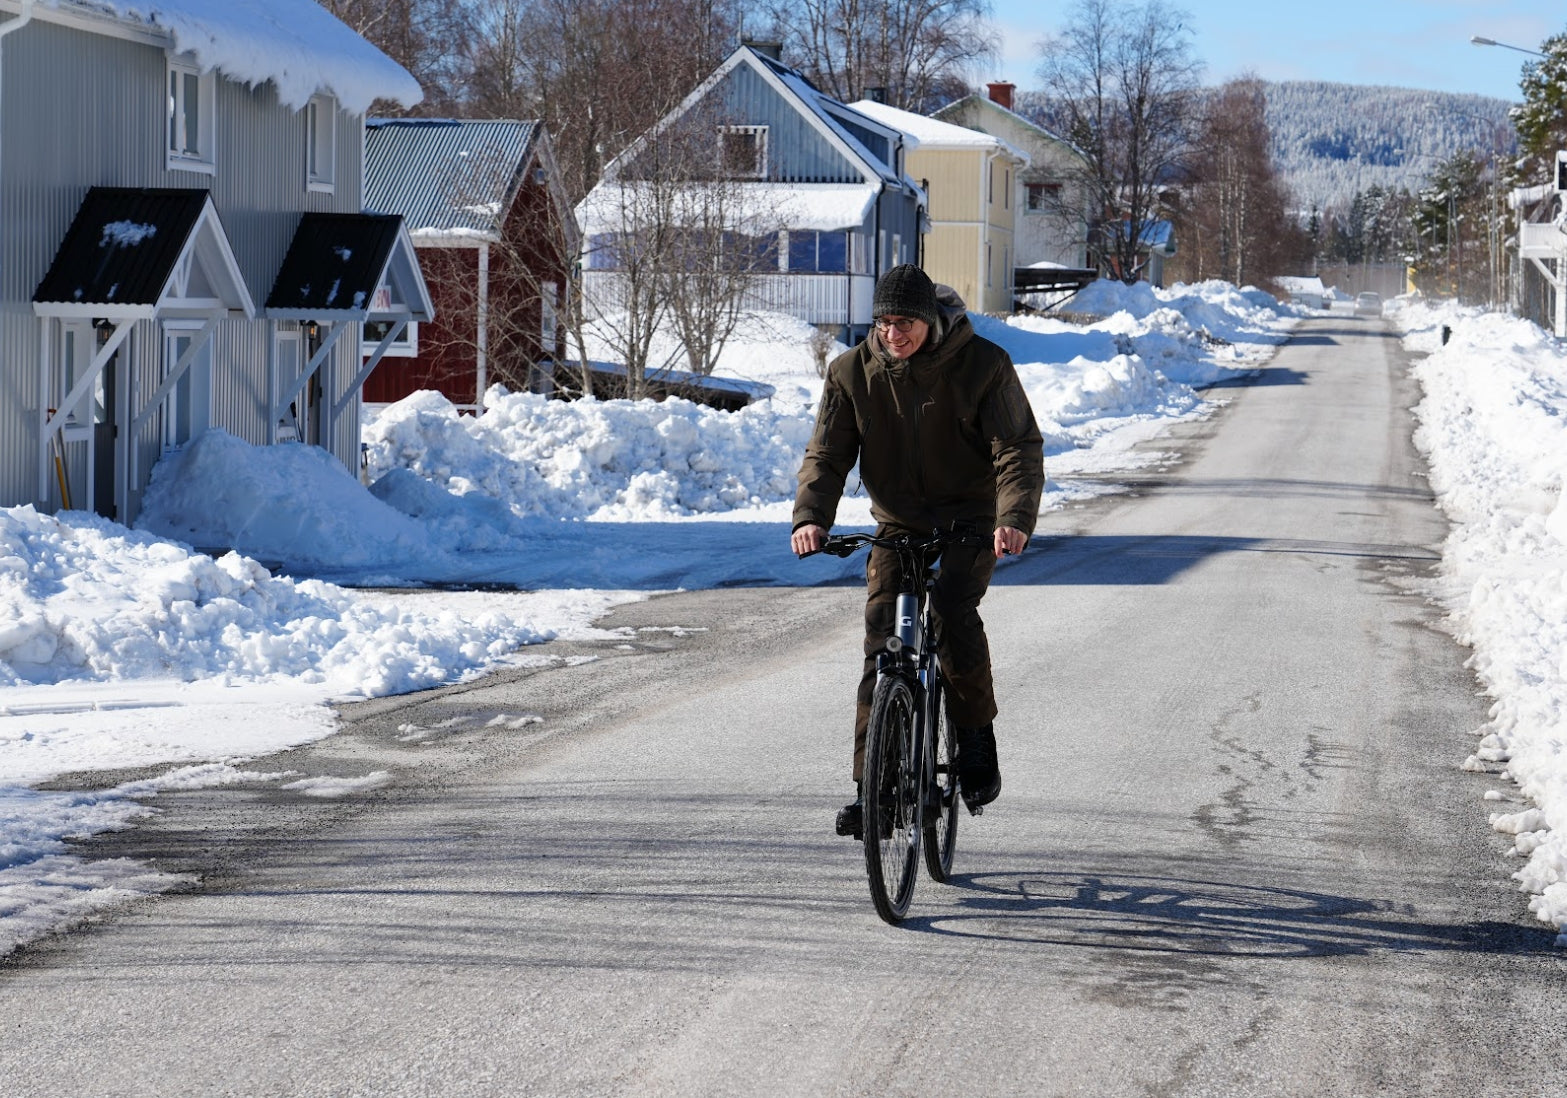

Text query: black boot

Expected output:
[835,784,864,839]
[956,722,1001,809]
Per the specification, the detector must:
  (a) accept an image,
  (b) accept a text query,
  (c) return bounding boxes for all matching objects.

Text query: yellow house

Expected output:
[850,100,1029,315]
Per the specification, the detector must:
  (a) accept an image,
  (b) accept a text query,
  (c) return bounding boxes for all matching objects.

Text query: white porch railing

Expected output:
[580,271,875,329]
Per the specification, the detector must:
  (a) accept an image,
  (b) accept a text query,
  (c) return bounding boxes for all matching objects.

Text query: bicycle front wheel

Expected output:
[863,674,921,924]
[923,674,959,882]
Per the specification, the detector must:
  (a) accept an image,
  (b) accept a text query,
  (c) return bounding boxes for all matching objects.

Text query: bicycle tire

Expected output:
[923,673,959,882]
[863,674,921,924]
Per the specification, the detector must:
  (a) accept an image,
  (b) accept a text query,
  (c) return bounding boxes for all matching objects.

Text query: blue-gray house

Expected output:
[577,42,926,345]
[0,0,432,524]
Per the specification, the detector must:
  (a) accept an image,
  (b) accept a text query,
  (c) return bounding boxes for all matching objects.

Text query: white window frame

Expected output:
[541,280,559,351]
[718,125,768,178]
[361,319,418,358]
[1025,181,1061,214]
[166,55,216,174]
[306,93,337,193]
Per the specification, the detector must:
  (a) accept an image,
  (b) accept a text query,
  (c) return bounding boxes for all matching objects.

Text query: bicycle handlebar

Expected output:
[798,529,992,560]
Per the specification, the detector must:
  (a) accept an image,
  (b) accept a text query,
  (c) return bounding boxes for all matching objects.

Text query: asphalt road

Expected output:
[3,313,1563,1097]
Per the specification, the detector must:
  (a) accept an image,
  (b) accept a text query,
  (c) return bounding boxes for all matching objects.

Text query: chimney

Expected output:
[986,81,1015,111]
[866,86,887,104]
[742,38,782,61]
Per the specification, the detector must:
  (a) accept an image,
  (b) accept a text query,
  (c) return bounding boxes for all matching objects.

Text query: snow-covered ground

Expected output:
[33,275,1547,958]
[1387,297,1567,942]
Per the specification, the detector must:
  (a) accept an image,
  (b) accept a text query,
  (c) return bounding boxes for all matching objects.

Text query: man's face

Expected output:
[875,315,930,359]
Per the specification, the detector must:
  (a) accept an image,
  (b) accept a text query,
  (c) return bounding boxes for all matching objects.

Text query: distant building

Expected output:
[364,118,579,409]
[849,99,1028,315]
[577,42,926,346]
[1275,276,1327,310]
[933,83,1093,273]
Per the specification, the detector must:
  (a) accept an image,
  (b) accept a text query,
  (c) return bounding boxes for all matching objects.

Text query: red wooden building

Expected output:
[362,118,579,409]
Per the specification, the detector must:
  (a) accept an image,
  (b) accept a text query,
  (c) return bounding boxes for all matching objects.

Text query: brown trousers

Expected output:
[852,527,998,780]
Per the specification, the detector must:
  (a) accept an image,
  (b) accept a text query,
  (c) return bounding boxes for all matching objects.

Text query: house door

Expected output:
[47,320,115,516]
[274,326,321,444]
[160,323,212,455]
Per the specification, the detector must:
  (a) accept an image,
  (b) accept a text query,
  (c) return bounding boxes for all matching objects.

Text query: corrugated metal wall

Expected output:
[718,65,860,184]
[1,15,368,515]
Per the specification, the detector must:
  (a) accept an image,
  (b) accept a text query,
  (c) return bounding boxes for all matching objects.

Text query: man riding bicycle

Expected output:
[791,264,1044,837]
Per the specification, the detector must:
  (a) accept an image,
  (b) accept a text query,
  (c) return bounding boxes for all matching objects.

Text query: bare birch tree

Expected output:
[763,0,996,111]
[1175,77,1299,286]
[317,0,466,114]
[1033,0,1201,283]
[458,0,745,204]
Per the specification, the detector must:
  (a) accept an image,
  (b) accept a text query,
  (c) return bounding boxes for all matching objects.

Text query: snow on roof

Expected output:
[848,99,1029,164]
[41,0,421,113]
[578,182,879,235]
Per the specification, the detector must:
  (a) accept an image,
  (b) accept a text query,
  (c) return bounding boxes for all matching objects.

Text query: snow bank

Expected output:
[1,504,553,695]
[1394,300,1567,938]
[364,386,813,522]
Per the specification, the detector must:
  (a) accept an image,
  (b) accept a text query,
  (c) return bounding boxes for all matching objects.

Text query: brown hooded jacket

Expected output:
[793,287,1045,536]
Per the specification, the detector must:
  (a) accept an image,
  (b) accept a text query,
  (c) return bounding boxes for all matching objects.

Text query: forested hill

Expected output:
[1264,81,1514,213]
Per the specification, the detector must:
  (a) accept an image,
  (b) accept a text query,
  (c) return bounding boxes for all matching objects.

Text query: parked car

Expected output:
[1354,291,1383,317]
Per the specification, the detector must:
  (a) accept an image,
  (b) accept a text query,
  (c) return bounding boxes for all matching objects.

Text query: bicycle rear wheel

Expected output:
[863,674,921,924]
[923,675,959,882]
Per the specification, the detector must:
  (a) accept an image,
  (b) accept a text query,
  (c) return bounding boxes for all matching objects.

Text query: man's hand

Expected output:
[792,524,829,556]
[994,525,1027,559]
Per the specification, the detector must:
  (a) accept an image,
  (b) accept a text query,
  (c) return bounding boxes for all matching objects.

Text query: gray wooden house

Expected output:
[0,0,433,524]
[577,42,926,345]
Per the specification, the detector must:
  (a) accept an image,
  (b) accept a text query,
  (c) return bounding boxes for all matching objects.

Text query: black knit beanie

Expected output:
[872,264,940,326]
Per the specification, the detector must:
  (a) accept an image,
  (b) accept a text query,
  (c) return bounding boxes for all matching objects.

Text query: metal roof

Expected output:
[265,213,404,315]
[364,118,540,235]
[33,188,210,308]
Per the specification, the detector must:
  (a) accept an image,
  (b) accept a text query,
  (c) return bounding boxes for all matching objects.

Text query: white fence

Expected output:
[580,271,875,330]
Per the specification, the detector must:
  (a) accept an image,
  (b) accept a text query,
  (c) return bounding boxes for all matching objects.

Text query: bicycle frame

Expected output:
[805,527,986,921]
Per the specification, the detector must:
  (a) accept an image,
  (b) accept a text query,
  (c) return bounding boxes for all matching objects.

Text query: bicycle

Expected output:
[803,528,990,924]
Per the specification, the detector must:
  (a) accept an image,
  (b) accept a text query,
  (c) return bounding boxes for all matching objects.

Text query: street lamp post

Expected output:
[1469,35,1547,59]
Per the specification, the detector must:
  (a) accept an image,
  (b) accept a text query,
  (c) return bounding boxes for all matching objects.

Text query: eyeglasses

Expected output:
[873,316,919,334]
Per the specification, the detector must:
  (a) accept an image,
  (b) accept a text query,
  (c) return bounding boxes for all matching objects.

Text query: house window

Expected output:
[542,280,559,353]
[1004,169,1011,209]
[790,231,849,273]
[306,94,337,193]
[1026,182,1062,212]
[719,125,768,178]
[363,319,418,358]
[892,233,902,266]
[166,56,215,173]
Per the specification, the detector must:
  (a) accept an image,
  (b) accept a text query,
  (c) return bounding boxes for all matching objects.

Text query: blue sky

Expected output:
[986,0,1561,102]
